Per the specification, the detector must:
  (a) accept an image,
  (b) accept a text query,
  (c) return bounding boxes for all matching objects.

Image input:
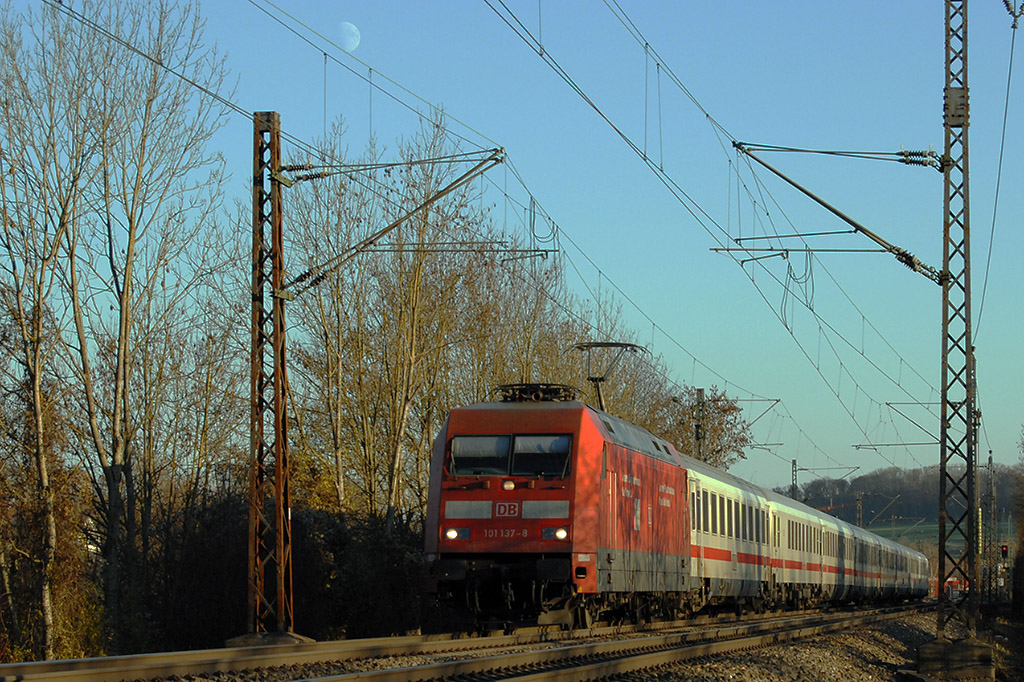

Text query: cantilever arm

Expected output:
[734,142,943,285]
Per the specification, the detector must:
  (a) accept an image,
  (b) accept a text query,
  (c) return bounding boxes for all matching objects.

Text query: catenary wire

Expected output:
[247,0,499,152]
[485,0,932,468]
[601,0,940,400]
[248,0,778,419]
[50,0,915,476]
[976,23,1018,339]
[250,0,928,473]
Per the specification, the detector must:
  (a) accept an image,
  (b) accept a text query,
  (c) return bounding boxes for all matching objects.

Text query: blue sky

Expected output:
[50,1,1024,489]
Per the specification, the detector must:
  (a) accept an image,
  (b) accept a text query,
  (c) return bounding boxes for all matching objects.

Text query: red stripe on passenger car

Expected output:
[689,548,888,581]
[703,547,732,562]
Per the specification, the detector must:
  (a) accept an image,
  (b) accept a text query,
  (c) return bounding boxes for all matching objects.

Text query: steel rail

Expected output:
[0,633,502,682]
[0,603,930,682]
[0,608,787,682]
[0,623,659,682]
[503,605,928,682]
[294,603,930,682]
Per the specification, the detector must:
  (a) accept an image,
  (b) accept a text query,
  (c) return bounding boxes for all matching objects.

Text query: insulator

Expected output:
[294,172,330,182]
[895,251,916,270]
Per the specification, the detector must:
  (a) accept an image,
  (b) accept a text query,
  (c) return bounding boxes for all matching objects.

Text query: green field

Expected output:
[867,521,940,547]
[866,519,1014,554]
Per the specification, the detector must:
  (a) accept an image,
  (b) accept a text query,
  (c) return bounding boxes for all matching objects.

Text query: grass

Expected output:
[866,519,1013,553]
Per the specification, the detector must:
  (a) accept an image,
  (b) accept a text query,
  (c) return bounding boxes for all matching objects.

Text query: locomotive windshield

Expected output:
[511,434,571,476]
[448,434,572,477]
[450,435,511,475]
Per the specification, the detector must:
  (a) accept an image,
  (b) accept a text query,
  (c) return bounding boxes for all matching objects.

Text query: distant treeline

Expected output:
[777,464,1020,529]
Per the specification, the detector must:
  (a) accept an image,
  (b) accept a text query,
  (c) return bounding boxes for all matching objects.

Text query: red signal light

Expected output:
[1001,544,1009,558]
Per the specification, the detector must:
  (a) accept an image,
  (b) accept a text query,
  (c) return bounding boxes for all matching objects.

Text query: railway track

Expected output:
[0,602,932,682]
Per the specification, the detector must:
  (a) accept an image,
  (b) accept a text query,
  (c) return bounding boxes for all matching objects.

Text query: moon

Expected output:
[340,22,361,52]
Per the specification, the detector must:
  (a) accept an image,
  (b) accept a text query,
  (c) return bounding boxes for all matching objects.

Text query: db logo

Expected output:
[495,502,520,517]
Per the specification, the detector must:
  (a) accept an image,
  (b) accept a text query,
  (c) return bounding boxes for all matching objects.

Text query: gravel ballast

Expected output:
[160,611,1024,682]
[632,612,1023,682]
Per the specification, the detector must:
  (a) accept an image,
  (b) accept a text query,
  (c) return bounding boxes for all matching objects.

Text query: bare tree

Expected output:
[288,118,510,523]
[4,0,234,650]
[1016,427,1023,552]
[288,127,387,513]
[0,0,116,656]
[282,114,750,535]
[377,123,458,533]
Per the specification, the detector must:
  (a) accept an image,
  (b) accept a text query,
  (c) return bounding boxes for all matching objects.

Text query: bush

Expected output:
[292,511,425,640]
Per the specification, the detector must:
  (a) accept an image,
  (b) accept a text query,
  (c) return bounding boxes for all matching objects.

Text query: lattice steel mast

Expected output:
[248,111,294,635]
[733,0,981,643]
[983,454,995,603]
[241,113,504,637]
[936,0,978,640]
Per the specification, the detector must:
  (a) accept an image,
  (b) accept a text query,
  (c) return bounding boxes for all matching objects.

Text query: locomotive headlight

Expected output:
[502,480,516,491]
[543,526,570,541]
[444,527,469,541]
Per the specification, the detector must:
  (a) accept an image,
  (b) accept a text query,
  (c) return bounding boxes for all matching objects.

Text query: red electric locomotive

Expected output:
[424,383,700,626]
[424,383,928,628]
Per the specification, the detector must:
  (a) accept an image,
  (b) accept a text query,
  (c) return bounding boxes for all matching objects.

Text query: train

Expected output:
[424,384,930,628]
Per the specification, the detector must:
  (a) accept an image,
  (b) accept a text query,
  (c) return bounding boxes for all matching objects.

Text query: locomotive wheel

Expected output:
[632,596,653,624]
[573,603,595,630]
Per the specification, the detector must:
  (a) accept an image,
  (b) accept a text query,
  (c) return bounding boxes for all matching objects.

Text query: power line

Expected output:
[506,248,842,473]
[246,0,849,446]
[44,0,249,118]
[976,21,1020,339]
[244,0,784,422]
[485,0,936,469]
[246,0,498,152]
[52,0,932,474]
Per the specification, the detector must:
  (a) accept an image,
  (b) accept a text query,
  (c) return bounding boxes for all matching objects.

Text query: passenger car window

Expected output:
[702,490,709,531]
[720,493,729,536]
[511,434,572,476]
[449,435,511,475]
[732,500,739,538]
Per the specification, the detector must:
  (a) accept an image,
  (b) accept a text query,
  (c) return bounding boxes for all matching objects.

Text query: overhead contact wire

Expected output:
[976,24,1018,339]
